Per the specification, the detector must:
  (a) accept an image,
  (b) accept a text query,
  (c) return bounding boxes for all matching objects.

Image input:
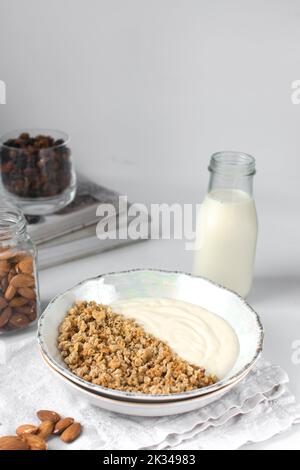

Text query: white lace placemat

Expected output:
[1,331,299,450]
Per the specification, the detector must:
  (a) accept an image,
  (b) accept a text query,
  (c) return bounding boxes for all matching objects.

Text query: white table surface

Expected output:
[35,222,300,450]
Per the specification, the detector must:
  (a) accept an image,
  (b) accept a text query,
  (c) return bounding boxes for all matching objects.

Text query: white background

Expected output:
[1,0,300,449]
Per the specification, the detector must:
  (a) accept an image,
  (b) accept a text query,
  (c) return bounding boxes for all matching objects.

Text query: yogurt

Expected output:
[112,297,239,378]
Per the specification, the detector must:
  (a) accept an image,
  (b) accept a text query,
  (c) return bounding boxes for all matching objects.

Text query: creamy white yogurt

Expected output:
[112,297,239,379]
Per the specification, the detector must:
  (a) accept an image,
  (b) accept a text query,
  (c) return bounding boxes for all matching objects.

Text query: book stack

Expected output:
[27,175,150,269]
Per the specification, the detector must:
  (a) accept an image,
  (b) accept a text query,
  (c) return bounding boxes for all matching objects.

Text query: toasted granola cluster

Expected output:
[57,301,217,394]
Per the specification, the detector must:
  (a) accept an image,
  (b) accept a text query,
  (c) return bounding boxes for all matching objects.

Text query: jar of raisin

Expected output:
[0,129,76,215]
[0,205,40,334]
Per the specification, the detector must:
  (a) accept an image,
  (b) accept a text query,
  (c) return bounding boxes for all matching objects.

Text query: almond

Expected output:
[22,434,47,450]
[8,313,29,329]
[53,417,74,435]
[4,284,16,301]
[37,410,61,423]
[0,307,12,328]
[1,276,8,292]
[60,422,82,443]
[0,270,7,279]
[0,435,30,450]
[9,297,29,308]
[15,305,34,315]
[27,310,37,322]
[16,424,38,436]
[0,261,10,272]
[37,420,54,440]
[18,287,36,300]
[0,250,14,260]
[0,297,8,310]
[8,269,16,283]
[17,258,33,274]
[10,274,35,288]
[20,306,37,322]
[11,252,27,262]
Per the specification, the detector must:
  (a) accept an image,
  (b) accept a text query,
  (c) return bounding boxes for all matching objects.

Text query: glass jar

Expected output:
[194,151,258,298]
[0,205,40,334]
[0,129,76,215]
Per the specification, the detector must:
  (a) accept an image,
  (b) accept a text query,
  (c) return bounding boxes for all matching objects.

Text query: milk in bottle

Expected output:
[194,152,258,297]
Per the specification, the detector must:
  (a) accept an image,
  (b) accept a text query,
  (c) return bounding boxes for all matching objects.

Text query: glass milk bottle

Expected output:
[194,152,258,297]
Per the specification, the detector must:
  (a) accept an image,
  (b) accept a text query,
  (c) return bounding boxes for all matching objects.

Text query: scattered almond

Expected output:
[60,422,82,443]
[53,417,74,435]
[37,421,54,440]
[22,434,47,450]
[0,410,81,450]
[0,435,30,450]
[16,424,38,436]
[37,410,61,424]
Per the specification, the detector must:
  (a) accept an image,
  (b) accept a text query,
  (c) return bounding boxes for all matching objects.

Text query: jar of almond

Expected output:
[0,205,40,334]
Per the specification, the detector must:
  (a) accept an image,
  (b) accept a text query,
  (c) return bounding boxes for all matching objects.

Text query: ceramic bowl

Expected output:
[41,350,250,417]
[38,269,264,403]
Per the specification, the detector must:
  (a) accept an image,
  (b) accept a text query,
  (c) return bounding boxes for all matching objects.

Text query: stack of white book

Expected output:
[27,175,150,269]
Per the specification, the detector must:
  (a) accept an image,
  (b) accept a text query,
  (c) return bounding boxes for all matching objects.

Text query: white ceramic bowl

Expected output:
[38,269,264,403]
[41,351,250,417]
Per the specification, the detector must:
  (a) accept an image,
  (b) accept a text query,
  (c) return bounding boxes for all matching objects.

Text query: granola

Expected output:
[57,301,217,394]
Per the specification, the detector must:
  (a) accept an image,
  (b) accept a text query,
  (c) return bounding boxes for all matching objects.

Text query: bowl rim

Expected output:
[37,268,264,401]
